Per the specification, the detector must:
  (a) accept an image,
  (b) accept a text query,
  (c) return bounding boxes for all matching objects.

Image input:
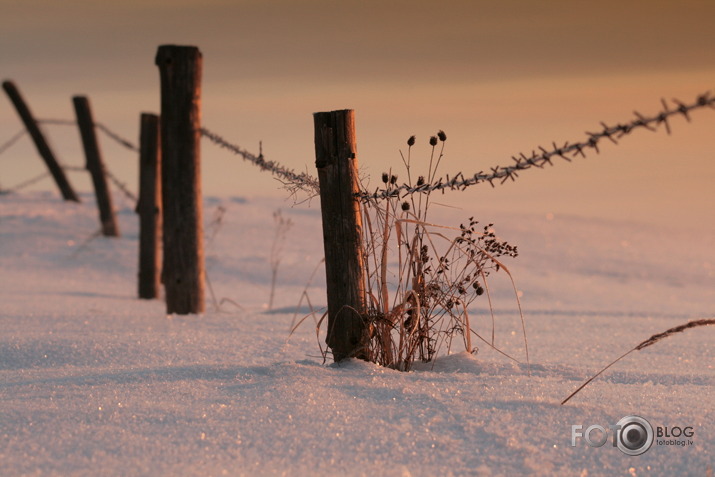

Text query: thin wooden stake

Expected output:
[137,113,162,299]
[2,80,80,201]
[72,96,119,237]
[155,45,205,315]
[313,109,367,361]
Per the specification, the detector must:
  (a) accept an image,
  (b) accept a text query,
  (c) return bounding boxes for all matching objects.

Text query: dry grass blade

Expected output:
[289,258,325,332]
[561,318,715,405]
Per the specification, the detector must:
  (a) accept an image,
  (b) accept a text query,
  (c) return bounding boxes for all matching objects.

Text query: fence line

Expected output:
[186,91,715,203]
[0,118,139,202]
[3,70,713,358]
[4,90,714,204]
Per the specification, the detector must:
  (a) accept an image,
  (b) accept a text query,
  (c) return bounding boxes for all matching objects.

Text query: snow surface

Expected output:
[0,191,713,476]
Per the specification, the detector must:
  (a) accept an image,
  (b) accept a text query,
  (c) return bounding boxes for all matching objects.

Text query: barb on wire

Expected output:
[200,127,319,197]
[362,91,715,201]
[0,129,27,156]
[0,171,51,195]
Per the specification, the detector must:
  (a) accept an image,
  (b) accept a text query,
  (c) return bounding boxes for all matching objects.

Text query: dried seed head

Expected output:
[417,176,425,186]
[407,135,416,146]
[401,201,410,211]
[390,175,397,185]
[381,172,389,184]
[437,130,447,142]
[429,136,438,146]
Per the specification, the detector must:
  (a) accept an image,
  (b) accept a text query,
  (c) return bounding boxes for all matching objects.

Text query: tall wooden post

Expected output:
[2,80,80,202]
[72,96,120,237]
[314,109,368,361]
[137,113,162,299]
[155,45,204,314]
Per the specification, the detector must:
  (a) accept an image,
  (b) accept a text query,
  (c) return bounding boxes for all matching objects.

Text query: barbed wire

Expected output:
[63,165,138,205]
[0,118,140,201]
[35,118,139,152]
[0,171,51,195]
[5,91,713,204]
[104,168,138,204]
[0,129,27,156]
[360,91,715,201]
[95,123,139,152]
[200,127,320,196]
[36,118,76,126]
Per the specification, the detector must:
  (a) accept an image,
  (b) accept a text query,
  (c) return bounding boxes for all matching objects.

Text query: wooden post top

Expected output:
[155,45,202,65]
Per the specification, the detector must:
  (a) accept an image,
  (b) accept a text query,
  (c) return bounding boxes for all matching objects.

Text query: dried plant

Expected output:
[269,209,293,310]
[204,205,227,312]
[561,318,715,405]
[358,132,527,370]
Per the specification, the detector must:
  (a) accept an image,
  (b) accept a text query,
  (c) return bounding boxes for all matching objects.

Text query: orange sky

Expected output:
[2,0,714,228]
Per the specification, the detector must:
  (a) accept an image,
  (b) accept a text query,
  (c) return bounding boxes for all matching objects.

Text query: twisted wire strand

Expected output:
[200,127,320,195]
[360,92,715,201]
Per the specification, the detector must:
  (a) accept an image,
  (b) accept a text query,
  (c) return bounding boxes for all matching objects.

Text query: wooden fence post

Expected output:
[313,109,368,362]
[137,113,162,299]
[2,80,80,202]
[72,96,120,237]
[155,45,205,315]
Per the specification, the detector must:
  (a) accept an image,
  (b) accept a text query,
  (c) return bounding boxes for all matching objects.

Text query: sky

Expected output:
[1,0,714,228]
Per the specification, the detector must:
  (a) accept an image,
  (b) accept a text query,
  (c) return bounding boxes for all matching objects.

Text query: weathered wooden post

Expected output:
[72,96,120,237]
[2,80,80,202]
[313,109,368,361]
[155,45,205,314]
[137,113,162,299]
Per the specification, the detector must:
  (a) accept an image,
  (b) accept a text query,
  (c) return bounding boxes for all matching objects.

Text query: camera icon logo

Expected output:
[570,415,655,456]
[615,415,654,456]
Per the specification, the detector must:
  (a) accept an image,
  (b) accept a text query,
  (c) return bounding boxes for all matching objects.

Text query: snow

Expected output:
[0,191,713,476]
